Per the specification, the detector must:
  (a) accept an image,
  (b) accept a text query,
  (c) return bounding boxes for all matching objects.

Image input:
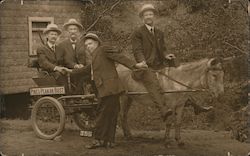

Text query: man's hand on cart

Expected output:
[54,66,72,74]
[74,64,84,69]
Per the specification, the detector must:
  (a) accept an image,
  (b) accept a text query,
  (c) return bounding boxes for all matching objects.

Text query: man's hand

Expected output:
[134,61,148,69]
[74,64,84,69]
[54,66,72,74]
[165,54,176,60]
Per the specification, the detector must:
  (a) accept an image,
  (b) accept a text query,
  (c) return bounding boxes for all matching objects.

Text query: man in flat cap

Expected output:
[131,4,175,119]
[37,23,71,89]
[58,18,91,94]
[78,33,146,149]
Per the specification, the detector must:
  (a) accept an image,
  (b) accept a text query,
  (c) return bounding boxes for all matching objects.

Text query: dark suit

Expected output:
[132,25,167,69]
[58,39,91,94]
[131,25,170,115]
[91,46,135,97]
[37,44,66,87]
[58,39,90,68]
[85,45,136,143]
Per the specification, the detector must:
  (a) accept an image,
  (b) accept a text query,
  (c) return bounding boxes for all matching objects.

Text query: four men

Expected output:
[36,3,212,150]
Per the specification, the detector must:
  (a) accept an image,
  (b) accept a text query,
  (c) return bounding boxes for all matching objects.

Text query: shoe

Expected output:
[103,141,116,148]
[85,140,104,149]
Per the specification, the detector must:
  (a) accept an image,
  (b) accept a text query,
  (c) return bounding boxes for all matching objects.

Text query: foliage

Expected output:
[80,0,249,130]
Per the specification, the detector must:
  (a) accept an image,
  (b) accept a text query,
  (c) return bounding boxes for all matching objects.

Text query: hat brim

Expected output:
[63,23,83,30]
[43,28,62,35]
[139,8,157,17]
[84,36,101,44]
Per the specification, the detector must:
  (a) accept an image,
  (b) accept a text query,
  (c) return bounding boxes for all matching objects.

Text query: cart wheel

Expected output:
[31,96,65,140]
[73,110,96,131]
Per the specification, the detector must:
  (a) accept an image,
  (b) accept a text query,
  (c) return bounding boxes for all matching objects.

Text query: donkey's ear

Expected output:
[207,58,220,67]
[207,58,223,69]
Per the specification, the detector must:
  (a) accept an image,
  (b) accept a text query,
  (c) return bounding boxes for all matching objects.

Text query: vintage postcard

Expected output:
[0,0,249,156]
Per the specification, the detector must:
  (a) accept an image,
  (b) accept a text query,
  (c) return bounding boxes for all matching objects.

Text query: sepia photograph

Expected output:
[0,0,249,155]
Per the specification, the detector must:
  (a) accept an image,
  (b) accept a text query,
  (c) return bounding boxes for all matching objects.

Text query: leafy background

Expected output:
[80,0,249,130]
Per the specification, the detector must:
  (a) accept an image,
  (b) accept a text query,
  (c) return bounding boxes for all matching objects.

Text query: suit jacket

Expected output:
[131,25,167,68]
[58,39,90,69]
[91,45,136,97]
[37,43,63,72]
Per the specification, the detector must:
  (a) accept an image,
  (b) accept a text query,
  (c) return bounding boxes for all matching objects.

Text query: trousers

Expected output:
[132,69,166,109]
[94,94,120,143]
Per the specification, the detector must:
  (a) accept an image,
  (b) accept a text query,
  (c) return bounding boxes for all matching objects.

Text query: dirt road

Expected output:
[0,120,249,156]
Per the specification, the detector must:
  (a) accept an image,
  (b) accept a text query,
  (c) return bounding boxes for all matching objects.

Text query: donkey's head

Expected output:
[204,58,224,98]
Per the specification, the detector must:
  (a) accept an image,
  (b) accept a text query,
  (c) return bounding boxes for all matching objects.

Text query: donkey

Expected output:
[117,58,224,147]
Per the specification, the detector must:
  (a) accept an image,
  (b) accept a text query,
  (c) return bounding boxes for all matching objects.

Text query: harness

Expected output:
[128,67,222,95]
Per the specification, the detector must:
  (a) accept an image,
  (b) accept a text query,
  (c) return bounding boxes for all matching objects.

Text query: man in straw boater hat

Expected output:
[58,18,91,94]
[74,32,146,149]
[37,23,71,89]
[131,4,213,120]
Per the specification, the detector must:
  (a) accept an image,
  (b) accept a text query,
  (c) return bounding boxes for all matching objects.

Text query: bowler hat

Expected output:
[139,4,157,17]
[63,18,83,30]
[43,23,62,35]
[84,33,102,44]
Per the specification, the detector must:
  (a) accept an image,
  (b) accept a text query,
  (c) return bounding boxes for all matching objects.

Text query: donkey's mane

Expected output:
[177,58,209,72]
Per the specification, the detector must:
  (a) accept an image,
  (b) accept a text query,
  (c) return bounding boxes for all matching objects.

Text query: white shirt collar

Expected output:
[145,24,154,32]
[70,38,77,43]
[47,41,55,49]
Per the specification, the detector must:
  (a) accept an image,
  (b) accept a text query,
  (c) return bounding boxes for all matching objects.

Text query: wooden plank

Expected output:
[0,17,27,24]
[0,58,29,66]
[0,24,27,31]
[0,3,82,13]
[0,38,28,45]
[0,0,82,7]
[0,87,31,94]
[0,77,35,86]
[0,80,36,94]
[0,44,28,50]
[0,66,37,73]
[0,72,36,81]
[0,52,27,59]
[0,30,29,38]
[0,8,81,17]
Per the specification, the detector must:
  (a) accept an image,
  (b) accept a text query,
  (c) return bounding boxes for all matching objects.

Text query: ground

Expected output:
[0,119,249,156]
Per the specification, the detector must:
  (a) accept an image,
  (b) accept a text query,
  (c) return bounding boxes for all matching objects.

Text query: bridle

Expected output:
[153,66,223,93]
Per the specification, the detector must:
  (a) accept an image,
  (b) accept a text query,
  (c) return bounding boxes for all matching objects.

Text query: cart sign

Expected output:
[30,86,65,96]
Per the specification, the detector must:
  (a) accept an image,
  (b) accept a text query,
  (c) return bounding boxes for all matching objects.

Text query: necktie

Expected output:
[72,43,76,50]
[51,45,55,52]
[150,28,154,35]
[71,40,77,50]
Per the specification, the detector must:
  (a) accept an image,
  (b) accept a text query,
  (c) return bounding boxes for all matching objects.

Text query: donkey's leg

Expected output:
[120,94,133,139]
[174,104,185,146]
[164,115,173,148]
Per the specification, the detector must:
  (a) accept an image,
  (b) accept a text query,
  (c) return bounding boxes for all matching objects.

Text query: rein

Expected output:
[151,69,209,92]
